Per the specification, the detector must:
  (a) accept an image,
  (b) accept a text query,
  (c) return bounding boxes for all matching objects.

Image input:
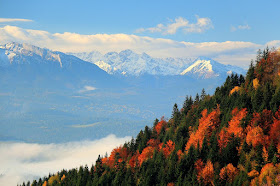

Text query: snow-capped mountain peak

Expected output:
[180,57,246,79]
[181,57,217,78]
[70,49,193,76]
[0,42,63,67]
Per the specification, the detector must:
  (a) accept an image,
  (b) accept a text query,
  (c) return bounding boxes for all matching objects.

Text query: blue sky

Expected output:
[1,0,279,43]
[0,0,280,67]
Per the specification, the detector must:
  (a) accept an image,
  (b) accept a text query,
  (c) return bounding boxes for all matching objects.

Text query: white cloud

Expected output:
[184,16,213,33]
[0,135,131,186]
[136,16,213,35]
[0,25,271,67]
[165,17,189,34]
[84,86,96,91]
[71,122,101,128]
[231,24,251,32]
[79,85,97,93]
[266,40,280,48]
[0,18,33,23]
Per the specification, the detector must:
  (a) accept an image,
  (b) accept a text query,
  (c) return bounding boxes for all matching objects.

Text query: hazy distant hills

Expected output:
[0,43,246,143]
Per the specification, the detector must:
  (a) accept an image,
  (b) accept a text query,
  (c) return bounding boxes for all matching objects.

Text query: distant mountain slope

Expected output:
[0,42,234,143]
[0,42,121,89]
[1,42,102,72]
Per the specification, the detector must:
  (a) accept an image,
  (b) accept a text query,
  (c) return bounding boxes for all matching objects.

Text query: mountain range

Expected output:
[0,42,246,143]
[69,50,245,78]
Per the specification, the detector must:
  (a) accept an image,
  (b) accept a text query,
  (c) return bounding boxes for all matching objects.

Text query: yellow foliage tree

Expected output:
[250,163,280,185]
[42,181,47,186]
[253,78,259,89]
[230,86,240,95]
[48,175,59,185]
[61,174,66,181]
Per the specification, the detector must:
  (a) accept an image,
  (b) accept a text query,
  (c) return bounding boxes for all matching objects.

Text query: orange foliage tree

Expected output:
[198,160,214,185]
[227,108,247,139]
[218,108,247,149]
[259,109,273,134]
[185,106,220,152]
[195,159,204,176]
[250,112,261,127]
[246,126,265,147]
[219,163,238,183]
[102,146,129,168]
[147,138,161,148]
[162,140,175,157]
[138,146,155,165]
[251,163,280,185]
[167,183,175,186]
[247,169,259,178]
[128,150,140,168]
[255,49,280,83]
[270,120,280,143]
[269,114,280,145]
[218,129,230,149]
[155,119,167,135]
[262,147,269,163]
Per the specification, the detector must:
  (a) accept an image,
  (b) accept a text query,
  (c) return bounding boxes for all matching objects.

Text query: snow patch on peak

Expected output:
[48,53,62,67]
[181,58,218,78]
[0,42,64,67]
[94,61,112,74]
[3,42,47,57]
[227,70,233,75]
[6,51,16,61]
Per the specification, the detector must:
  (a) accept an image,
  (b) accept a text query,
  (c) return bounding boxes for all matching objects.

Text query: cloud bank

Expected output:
[0,25,278,68]
[135,16,213,35]
[0,135,131,186]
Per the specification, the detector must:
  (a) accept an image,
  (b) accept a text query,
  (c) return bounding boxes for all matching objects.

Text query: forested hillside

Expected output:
[23,48,280,186]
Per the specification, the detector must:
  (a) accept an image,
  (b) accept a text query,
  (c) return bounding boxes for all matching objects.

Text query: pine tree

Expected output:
[252,86,263,112]
[270,87,280,112]
[172,103,180,126]
[195,93,200,103]
[200,88,206,101]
